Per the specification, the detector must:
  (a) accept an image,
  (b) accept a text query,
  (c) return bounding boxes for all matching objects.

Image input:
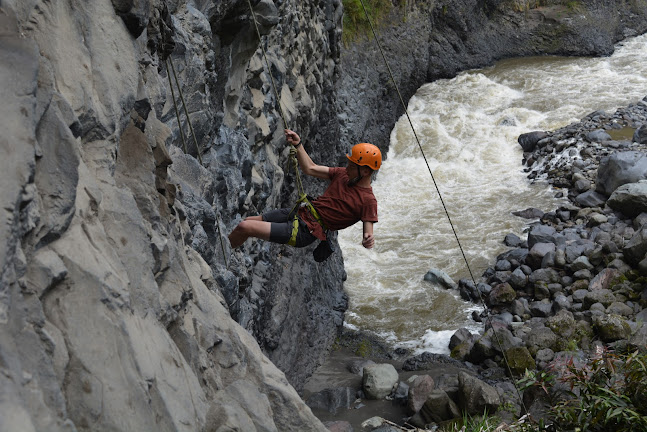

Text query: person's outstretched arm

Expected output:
[285,129,330,180]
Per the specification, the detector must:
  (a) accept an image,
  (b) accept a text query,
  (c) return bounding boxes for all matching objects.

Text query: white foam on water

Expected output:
[338,33,647,352]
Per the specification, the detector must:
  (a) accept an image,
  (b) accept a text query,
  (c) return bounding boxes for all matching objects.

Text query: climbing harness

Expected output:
[356,0,530,417]
[286,192,328,246]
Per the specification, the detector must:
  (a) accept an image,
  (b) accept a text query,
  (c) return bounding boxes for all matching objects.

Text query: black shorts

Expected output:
[262,208,318,248]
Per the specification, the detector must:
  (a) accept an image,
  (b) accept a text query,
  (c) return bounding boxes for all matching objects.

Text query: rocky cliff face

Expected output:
[339,0,647,150]
[1,0,338,430]
[2,0,647,430]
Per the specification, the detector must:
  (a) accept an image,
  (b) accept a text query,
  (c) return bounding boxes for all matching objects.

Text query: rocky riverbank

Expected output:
[304,97,647,431]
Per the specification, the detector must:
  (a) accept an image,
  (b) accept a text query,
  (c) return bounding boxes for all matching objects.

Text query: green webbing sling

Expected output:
[287,193,327,246]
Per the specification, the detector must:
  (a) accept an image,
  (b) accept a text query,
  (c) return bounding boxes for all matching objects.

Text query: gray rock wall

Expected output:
[337,0,647,151]
[0,0,333,430]
[2,0,647,430]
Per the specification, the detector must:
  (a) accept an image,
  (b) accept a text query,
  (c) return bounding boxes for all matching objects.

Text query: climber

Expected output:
[228,129,381,253]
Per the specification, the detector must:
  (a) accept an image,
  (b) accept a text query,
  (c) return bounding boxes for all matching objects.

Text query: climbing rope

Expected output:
[356,0,529,417]
[167,57,203,166]
[245,0,308,202]
[166,59,188,155]
[166,55,229,268]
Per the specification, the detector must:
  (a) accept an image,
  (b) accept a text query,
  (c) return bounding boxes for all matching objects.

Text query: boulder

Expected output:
[583,289,617,309]
[421,389,461,423]
[607,180,647,217]
[588,268,622,291]
[488,283,517,306]
[596,151,647,196]
[423,268,457,290]
[629,323,647,351]
[306,387,355,414]
[512,207,545,219]
[586,129,611,142]
[509,268,528,290]
[529,268,560,285]
[592,314,631,342]
[623,227,647,265]
[406,375,435,415]
[529,300,553,318]
[362,364,399,400]
[523,326,558,355]
[527,225,557,248]
[449,328,475,350]
[468,335,496,362]
[488,327,523,354]
[451,340,474,361]
[505,347,535,376]
[606,302,633,317]
[504,233,523,247]
[526,242,556,269]
[546,310,576,338]
[457,372,501,416]
[575,190,607,207]
[569,256,593,272]
[518,131,548,152]
[633,123,647,144]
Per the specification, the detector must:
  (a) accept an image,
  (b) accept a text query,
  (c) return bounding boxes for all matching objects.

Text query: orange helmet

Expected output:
[346,143,382,170]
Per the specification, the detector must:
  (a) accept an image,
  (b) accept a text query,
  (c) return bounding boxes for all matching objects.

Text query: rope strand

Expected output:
[357,0,529,416]
[166,57,228,268]
[246,0,305,198]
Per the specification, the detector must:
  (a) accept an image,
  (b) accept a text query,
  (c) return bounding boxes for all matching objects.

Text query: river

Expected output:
[337,33,647,354]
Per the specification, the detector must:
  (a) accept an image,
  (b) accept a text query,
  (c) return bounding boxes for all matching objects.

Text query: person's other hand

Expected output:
[362,233,374,249]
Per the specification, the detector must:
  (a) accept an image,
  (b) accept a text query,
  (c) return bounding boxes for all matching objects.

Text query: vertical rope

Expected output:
[246,0,306,198]
[166,59,189,155]
[166,57,228,268]
[168,57,203,165]
[356,0,529,416]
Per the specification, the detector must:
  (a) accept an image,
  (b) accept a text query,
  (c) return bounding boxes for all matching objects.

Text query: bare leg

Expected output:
[228,215,272,248]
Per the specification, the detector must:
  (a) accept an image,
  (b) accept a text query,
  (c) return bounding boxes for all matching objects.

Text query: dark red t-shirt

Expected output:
[298,167,378,240]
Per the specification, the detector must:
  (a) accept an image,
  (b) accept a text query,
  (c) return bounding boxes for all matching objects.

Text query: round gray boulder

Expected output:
[362,363,399,400]
[596,151,647,196]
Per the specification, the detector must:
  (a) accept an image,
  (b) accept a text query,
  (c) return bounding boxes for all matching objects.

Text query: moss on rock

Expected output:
[505,347,536,376]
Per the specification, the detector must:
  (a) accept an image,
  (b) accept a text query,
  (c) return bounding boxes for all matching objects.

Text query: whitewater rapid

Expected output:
[338,34,647,354]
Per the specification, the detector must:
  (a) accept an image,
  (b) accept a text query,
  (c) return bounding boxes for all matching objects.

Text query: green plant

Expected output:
[355,339,371,357]
[341,0,392,44]
[565,338,579,352]
[441,409,497,432]
[563,0,581,11]
[517,369,556,396]
[552,349,647,431]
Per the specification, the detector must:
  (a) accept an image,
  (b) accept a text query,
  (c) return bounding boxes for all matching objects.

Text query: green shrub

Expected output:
[553,349,647,431]
[342,0,392,44]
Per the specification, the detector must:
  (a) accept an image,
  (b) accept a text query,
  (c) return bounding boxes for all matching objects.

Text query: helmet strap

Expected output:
[347,165,362,187]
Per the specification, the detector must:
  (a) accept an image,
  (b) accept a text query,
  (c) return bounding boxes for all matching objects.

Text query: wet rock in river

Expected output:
[607,180,647,217]
[596,150,647,196]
